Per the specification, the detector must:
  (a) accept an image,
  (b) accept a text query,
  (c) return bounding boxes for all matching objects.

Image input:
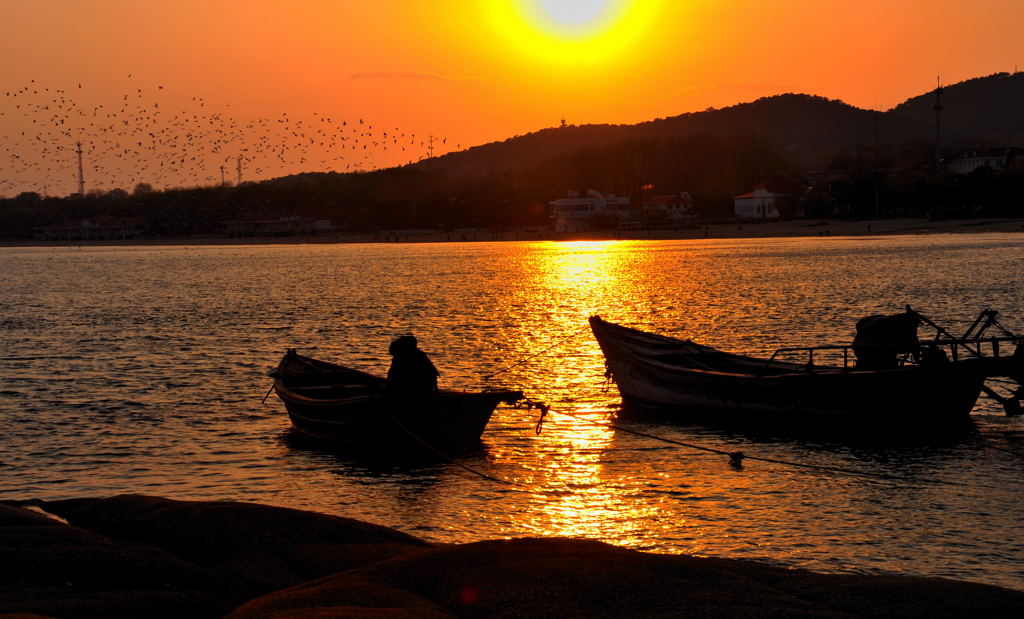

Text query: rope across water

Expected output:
[387,399,1011,492]
[482,325,592,379]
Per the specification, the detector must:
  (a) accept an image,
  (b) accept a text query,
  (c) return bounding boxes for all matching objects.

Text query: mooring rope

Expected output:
[260,382,275,404]
[544,405,1003,489]
[482,325,592,379]
[380,400,1016,492]
[385,414,528,488]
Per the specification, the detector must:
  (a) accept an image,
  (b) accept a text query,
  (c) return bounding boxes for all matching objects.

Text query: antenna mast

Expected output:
[220,165,226,187]
[428,135,434,159]
[75,141,85,195]
[932,76,943,171]
[236,155,242,185]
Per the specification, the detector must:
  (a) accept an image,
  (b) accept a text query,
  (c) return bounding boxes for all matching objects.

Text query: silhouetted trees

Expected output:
[2,141,1022,239]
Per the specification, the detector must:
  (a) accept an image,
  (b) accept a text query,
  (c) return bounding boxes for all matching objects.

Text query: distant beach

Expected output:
[554,216,1024,242]
[3,217,1024,248]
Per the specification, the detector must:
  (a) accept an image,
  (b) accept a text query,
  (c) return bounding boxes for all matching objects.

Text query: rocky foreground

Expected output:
[2,495,1022,618]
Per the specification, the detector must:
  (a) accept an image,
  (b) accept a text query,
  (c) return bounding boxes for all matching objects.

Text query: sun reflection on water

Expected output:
[535,240,623,286]
[490,240,682,543]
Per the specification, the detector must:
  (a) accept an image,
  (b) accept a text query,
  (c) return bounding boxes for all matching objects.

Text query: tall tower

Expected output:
[932,76,943,171]
[236,155,242,185]
[76,141,85,195]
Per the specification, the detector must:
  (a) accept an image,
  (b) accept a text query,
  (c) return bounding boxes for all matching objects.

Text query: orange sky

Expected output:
[3,0,1023,196]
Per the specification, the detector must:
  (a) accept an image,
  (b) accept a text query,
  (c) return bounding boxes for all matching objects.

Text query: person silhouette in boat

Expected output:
[386,335,439,398]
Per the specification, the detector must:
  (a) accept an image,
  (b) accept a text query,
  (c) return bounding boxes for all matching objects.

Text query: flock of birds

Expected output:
[1,78,458,197]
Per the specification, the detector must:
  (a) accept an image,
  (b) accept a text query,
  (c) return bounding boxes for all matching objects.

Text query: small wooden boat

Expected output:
[590,310,1023,427]
[271,349,523,450]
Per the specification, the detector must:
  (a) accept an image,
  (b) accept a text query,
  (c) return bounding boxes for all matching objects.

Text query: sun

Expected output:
[485,0,663,67]
[533,0,622,36]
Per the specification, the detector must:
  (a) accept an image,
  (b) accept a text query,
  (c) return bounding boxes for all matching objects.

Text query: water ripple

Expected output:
[1,237,1022,590]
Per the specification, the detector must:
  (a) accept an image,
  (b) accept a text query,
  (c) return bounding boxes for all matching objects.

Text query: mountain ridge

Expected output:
[400,72,1024,179]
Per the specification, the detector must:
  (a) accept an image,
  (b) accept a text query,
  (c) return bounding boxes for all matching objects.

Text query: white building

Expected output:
[550,189,632,231]
[734,176,800,219]
[946,148,1018,175]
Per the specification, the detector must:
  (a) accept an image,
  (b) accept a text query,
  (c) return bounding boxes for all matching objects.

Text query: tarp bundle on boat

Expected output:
[852,310,920,370]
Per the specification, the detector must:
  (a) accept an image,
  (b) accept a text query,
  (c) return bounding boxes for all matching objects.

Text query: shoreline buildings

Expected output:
[551,189,694,231]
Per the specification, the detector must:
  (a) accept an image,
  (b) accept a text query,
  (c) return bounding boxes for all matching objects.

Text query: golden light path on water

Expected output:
[483,241,692,546]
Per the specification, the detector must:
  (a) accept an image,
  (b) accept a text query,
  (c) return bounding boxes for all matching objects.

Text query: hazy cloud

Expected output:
[350,71,479,82]
[624,81,799,109]
[665,81,799,100]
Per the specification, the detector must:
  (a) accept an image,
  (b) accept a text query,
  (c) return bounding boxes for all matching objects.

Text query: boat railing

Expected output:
[764,344,853,371]
[764,335,1022,372]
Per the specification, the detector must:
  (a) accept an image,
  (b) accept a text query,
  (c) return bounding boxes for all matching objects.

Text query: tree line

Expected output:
[2,131,1022,239]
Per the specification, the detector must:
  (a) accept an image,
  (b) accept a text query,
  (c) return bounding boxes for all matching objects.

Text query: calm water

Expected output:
[2,234,1023,590]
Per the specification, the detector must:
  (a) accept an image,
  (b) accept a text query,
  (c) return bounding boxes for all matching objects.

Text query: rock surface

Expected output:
[2,495,1022,618]
[1,495,429,618]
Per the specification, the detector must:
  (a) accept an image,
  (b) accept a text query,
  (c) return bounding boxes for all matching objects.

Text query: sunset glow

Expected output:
[486,0,663,66]
[2,1,1023,196]
[4,1,1024,614]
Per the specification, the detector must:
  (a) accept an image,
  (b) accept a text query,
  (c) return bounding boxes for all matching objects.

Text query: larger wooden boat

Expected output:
[589,311,1023,426]
[272,349,523,450]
